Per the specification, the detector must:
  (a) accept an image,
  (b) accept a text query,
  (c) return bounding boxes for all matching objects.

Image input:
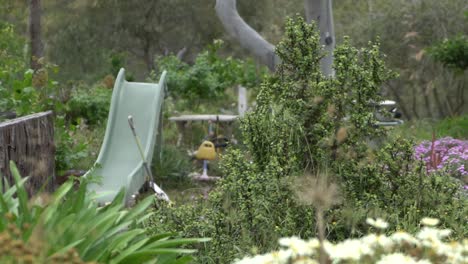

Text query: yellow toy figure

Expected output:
[194,140,217,180]
[195,141,217,161]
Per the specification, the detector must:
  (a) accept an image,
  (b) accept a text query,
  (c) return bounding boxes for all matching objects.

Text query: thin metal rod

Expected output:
[128,115,170,203]
[128,116,155,183]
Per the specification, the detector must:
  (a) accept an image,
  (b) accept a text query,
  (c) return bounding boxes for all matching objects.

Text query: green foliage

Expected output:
[428,35,468,71]
[0,162,207,263]
[149,15,467,263]
[151,149,315,263]
[0,22,26,113]
[0,22,24,73]
[0,22,98,173]
[150,15,392,262]
[254,16,392,170]
[335,137,467,238]
[54,116,90,173]
[67,86,112,126]
[44,0,223,80]
[392,114,468,140]
[433,115,468,139]
[154,41,266,109]
[152,144,193,182]
[335,0,468,119]
[0,21,66,117]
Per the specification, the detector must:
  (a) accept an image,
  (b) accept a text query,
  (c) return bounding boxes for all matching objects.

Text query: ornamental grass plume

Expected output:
[293,172,341,264]
[293,173,340,210]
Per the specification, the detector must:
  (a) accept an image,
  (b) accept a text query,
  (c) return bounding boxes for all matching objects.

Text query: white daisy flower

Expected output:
[366,217,389,229]
[420,217,440,226]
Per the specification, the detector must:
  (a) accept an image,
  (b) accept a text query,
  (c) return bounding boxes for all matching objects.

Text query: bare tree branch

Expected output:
[215,0,279,71]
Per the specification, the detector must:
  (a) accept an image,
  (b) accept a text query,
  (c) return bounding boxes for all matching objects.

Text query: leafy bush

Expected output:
[0,161,207,263]
[428,35,468,71]
[54,116,90,173]
[152,144,193,186]
[0,22,25,114]
[235,217,468,264]
[335,137,467,239]
[150,15,391,262]
[154,40,266,111]
[67,86,112,125]
[150,15,467,264]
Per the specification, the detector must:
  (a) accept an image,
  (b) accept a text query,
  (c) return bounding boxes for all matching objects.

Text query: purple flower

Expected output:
[414,137,468,180]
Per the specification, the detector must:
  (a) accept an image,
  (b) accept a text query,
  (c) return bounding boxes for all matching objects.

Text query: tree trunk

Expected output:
[215,0,335,75]
[29,0,43,71]
[176,47,188,60]
[143,40,155,72]
[0,111,55,195]
[215,0,279,71]
[304,0,335,77]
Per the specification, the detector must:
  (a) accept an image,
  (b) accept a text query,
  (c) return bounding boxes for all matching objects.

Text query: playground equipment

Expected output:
[169,114,238,181]
[85,68,168,204]
[375,100,404,126]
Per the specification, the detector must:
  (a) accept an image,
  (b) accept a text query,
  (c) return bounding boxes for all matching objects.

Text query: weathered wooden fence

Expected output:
[0,111,55,195]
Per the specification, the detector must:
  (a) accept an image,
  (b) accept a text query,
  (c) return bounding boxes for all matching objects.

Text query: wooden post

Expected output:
[238,85,247,117]
[0,111,55,195]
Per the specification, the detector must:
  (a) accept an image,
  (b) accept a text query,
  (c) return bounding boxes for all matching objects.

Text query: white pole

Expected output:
[238,85,247,117]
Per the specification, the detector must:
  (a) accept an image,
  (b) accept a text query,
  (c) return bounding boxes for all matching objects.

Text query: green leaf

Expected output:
[0,185,10,214]
[109,237,150,264]
[78,211,122,253]
[3,177,28,199]
[121,194,154,223]
[10,161,30,223]
[84,229,145,261]
[71,179,88,214]
[42,180,73,223]
[50,238,85,257]
[157,255,193,264]
[116,249,197,264]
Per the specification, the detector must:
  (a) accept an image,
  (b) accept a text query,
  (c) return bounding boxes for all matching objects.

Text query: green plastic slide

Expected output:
[85,68,166,204]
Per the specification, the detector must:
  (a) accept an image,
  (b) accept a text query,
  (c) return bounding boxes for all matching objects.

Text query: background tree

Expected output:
[2,0,466,118]
[215,0,335,76]
[29,0,43,71]
[43,0,224,81]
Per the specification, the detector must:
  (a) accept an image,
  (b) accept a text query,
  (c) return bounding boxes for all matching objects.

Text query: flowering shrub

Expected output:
[414,137,468,185]
[234,218,468,264]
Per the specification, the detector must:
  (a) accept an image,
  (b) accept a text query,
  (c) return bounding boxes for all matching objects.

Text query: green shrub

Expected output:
[153,40,266,112]
[0,23,98,174]
[54,116,90,174]
[0,161,208,263]
[149,15,467,263]
[150,15,388,262]
[334,137,467,239]
[428,35,468,71]
[0,22,26,114]
[67,86,112,126]
[152,144,193,186]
